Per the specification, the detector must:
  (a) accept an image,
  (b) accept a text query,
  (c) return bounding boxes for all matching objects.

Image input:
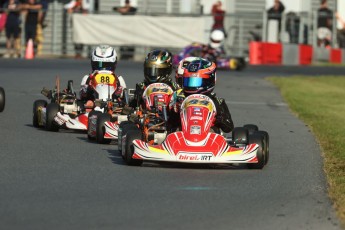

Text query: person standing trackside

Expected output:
[267,0,285,35]
[65,0,88,59]
[317,0,333,47]
[21,0,42,55]
[3,0,22,58]
[211,1,226,36]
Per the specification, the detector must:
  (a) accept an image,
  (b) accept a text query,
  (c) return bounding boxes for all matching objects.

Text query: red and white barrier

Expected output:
[249,41,344,65]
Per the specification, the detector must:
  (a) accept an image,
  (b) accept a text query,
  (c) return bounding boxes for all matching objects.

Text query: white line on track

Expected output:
[226,101,287,106]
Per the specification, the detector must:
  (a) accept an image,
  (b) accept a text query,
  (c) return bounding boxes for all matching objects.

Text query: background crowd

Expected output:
[0,0,48,58]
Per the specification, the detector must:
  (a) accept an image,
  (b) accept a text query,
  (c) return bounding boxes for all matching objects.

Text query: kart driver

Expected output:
[79,45,127,105]
[201,29,226,63]
[130,49,180,109]
[171,57,234,133]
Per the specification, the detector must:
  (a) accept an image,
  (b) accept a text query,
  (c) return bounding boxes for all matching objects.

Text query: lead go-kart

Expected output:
[173,43,246,71]
[122,94,269,169]
[0,87,5,112]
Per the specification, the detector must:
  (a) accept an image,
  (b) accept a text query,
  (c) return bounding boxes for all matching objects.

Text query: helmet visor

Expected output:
[183,77,204,88]
[144,66,170,82]
[93,61,115,71]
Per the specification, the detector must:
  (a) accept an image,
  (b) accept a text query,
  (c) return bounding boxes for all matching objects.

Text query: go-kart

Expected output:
[0,87,5,112]
[173,43,246,71]
[118,83,174,159]
[33,71,123,132]
[32,78,88,131]
[122,94,269,169]
[87,72,134,144]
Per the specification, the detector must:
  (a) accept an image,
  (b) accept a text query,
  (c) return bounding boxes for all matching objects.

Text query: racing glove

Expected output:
[114,86,124,98]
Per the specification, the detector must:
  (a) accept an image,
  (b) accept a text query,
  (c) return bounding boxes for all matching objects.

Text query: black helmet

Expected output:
[144,50,173,84]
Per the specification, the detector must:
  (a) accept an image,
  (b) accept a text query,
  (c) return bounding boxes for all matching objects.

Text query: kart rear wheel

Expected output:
[247,133,265,169]
[0,87,5,112]
[232,127,248,145]
[124,130,143,166]
[33,100,47,128]
[46,103,60,132]
[96,113,112,144]
[236,58,246,71]
[87,111,101,140]
[256,130,269,165]
[243,124,258,135]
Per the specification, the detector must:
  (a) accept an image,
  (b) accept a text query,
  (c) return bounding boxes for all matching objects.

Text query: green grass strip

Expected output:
[268,76,345,226]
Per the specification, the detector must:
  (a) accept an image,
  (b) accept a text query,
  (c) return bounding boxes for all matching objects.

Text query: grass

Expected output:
[268,76,345,227]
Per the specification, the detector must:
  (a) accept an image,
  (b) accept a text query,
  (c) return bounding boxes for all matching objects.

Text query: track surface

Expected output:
[0,59,342,230]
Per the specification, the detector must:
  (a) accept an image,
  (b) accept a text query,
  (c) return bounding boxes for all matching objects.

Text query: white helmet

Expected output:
[91,45,118,72]
[175,57,199,87]
[210,30,225,49]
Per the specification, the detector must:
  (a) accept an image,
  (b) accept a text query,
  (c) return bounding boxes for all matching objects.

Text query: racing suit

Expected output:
[79,70,127,102]
[130,78,180,109]
[171,89,234,133]
[201,44,225,63]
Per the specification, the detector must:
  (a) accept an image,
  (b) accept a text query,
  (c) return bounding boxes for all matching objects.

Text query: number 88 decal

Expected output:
[100,76,110,83]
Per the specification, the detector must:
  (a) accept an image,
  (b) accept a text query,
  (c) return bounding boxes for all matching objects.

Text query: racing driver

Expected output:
[130,49,180,109]
[171,57,234,133]
[79,45,127,107]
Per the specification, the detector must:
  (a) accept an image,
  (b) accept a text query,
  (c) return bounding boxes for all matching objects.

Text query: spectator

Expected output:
[113,0,137,60]
[38,0,48,28]
[336,12,345,48]
[267,0,285,34]
[317,0,333,47]
[65,0,88,59]
[113,0,137,15]
[22,0,42,56]
[211,1,226,35]
[3,0,22,58]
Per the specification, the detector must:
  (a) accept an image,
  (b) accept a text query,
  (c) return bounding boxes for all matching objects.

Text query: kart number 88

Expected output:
[94,74,116,85]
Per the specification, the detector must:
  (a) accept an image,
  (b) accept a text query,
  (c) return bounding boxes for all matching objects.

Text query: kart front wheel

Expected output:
[232,127,248,145]
[247,133,265,169]
[256,130,269,165]
[243,124,258,135]
[87,111,101,140]
[96,113,112,144]
[124,130,143,166]
[33,100,47,127]
[118,121,139,155]
[46,103,60,132]
[0,87,5,112]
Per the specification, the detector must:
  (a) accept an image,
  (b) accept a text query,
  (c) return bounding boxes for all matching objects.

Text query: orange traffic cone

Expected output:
[25,39,34,60]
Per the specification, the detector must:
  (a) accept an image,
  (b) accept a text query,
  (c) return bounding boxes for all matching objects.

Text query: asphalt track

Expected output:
[0,59,343,230]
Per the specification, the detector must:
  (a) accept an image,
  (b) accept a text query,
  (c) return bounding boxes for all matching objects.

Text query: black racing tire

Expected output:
[0,87,5,112]
[96,113,112,144]
[46,103,60,132]
[124,130,143,166]
[256,130,269,165]
[236,58,246,71]
[33,100,47,128]
[232,127,248,145]
[247,133,265,169]
[87,110,102,140]
[118,121,139,154]
[243,124,259,135]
